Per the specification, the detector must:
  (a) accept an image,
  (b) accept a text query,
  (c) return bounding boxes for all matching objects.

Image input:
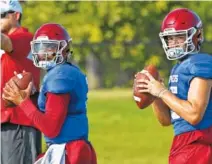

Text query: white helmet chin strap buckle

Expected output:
[38,61,57,70]
[167,47,184,60]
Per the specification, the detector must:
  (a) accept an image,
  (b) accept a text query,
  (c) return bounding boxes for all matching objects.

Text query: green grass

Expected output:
[43,89,174,164]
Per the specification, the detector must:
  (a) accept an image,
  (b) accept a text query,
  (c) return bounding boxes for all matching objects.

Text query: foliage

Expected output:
[22,1,212,88]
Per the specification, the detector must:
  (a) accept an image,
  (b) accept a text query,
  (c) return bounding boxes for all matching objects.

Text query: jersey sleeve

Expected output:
[189,60,212,79]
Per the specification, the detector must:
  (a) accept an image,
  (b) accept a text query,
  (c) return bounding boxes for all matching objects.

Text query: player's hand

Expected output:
[135,70,168,98]
[2,80,33,105]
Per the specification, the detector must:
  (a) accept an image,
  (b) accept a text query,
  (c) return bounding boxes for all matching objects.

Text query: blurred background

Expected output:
[21,1,212,164]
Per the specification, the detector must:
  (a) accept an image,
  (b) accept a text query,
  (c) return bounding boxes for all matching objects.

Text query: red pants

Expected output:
[169,127,212,164]
[37,140,97,164]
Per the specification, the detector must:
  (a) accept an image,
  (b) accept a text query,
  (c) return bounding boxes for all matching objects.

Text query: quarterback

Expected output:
[135,8,212,163]
[3,23,97,164]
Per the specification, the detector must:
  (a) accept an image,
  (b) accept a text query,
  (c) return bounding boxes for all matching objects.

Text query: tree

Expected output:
[22,1,212,88]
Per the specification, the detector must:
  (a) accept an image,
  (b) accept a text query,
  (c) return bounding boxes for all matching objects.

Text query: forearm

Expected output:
[152,98,171,126]
[19,93,70,138]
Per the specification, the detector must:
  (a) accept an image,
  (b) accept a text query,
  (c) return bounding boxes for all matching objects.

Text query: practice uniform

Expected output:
[16,63,97,164]
[168,53,212,164]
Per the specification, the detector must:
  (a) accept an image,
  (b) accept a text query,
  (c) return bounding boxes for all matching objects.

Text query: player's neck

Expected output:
[8,25,21,35]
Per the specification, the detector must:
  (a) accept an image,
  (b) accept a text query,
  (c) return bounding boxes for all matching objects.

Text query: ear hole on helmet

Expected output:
[197,32,202,40]
[60,41,66,47]
[196,29,203,43]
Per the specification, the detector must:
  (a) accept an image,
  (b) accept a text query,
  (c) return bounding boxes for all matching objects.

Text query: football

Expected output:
[3,72,33,108]
[133,65,159,109]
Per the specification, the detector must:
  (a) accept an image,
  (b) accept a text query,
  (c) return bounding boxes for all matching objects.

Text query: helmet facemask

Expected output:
[30,40,68,70]
[159,27,198,60]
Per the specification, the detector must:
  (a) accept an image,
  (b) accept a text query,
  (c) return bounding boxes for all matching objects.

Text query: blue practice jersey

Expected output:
[168,53,212,136]
[38,63,89,144]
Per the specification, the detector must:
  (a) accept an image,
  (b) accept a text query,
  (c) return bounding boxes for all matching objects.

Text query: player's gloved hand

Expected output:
[135,70,168,98]
[2,79,33,105]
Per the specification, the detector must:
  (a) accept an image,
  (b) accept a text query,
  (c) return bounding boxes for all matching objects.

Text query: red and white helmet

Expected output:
[31,23,72,69]
[159,8,203,60]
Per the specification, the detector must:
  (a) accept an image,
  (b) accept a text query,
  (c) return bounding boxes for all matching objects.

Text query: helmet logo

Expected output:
[37,36,49,41]
[164,28,176,32]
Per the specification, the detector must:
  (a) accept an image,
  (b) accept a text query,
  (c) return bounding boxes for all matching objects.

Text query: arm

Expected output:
[19,93,70,138]
[2,80,70,137]
[152,98,171,126]
[160,77,212,125]
[1,33,13,53]
[136,71,212,126]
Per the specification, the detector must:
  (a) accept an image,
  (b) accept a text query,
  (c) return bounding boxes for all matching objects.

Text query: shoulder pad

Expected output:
[45,73,76,94]
[190,54,212,78]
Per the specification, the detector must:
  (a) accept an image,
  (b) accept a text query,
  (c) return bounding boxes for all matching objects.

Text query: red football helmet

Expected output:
[159,8,203,60]
[31,23,72,69]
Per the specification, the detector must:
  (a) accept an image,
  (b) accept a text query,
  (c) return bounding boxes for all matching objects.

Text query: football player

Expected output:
[135,8,212,163]
[3,23,97,164]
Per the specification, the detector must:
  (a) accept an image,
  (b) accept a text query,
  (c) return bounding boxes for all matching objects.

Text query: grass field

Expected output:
[43,89,173,164]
